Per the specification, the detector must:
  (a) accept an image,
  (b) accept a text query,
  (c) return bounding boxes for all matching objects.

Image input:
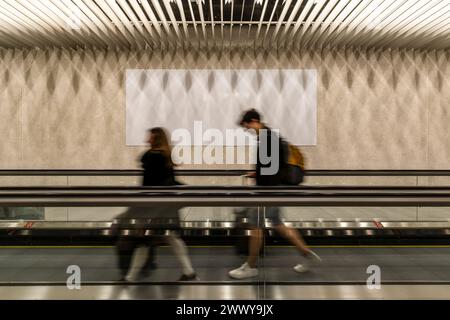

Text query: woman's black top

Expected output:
[141,150,176,186]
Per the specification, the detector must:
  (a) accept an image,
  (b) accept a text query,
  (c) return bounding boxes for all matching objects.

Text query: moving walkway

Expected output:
[1,170,450,299]
[1,185,450,244]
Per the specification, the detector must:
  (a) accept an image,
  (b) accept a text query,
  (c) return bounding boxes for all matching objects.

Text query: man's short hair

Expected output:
[239,108,261,126]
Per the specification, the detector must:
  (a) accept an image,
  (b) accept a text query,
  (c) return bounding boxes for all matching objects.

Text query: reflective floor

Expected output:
[1,285,450,300]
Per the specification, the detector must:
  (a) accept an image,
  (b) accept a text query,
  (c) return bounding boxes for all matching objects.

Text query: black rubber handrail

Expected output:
[3,188,450,206]
[1,169,450,176]
[2,185,450,191]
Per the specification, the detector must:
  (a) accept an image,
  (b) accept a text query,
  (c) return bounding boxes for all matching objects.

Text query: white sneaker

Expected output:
[293,264,309,273]
[124,274,138,282]
[306,250,322,263]
[294,251,321,273]
[228,262,258,279]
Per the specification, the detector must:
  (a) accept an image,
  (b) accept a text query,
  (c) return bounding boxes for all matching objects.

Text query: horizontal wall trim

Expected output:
[2,170,450,177]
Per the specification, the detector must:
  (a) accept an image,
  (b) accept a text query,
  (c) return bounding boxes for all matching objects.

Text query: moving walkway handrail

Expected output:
[2,169,450,176]
[2,187,450,206]
[3,185,450,191]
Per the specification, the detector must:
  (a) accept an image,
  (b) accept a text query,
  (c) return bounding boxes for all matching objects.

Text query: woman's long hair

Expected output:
[149,127,175,167]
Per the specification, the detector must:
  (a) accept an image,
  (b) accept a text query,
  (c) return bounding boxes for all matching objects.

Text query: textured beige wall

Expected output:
[0,48,448,170]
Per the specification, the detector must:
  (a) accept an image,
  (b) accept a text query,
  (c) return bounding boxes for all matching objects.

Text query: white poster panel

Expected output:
[126,69,316,146]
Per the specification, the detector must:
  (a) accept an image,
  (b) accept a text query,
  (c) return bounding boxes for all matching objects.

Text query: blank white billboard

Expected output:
[126,69,316,146]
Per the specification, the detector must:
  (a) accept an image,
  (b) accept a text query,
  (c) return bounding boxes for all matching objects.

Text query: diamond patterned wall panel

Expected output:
[0,47,448,169]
